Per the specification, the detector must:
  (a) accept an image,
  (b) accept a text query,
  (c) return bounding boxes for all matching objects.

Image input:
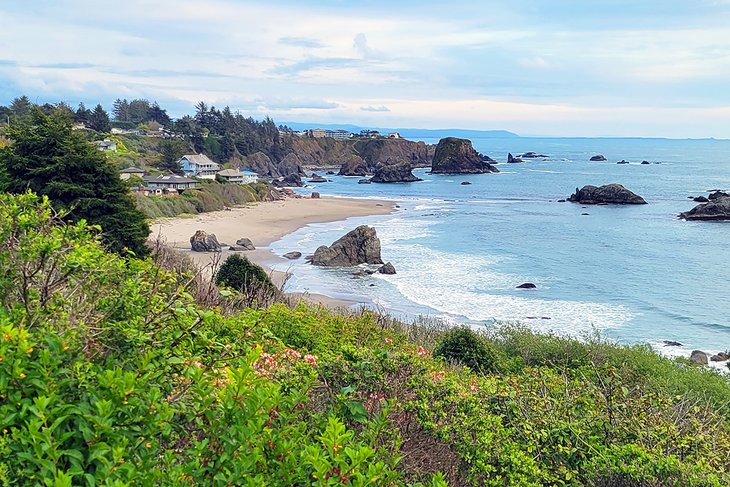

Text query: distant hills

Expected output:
[280,121,519,139]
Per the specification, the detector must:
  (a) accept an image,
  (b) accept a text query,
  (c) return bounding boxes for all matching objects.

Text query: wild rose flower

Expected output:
[283,348,302,360]
[385,337,393,344]
[417,345,428,356]
[304,354,318,367]
[469,379,479,392]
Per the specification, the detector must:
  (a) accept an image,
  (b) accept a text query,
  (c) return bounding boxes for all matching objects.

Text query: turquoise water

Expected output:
[270,137,730,358]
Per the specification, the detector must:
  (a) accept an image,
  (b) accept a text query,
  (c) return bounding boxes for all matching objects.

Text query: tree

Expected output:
[88,104,111,132]
[74,102,91,124]
[158,139,186,175]
[147,102,171,126]
[215,254,281,306]
[128,99,150,124]
[112,98,130,122]
[0,109,150,256]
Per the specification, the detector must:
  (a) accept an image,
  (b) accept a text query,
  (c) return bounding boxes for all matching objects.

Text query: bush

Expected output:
[215,254,282,307]
[433,327,501,373]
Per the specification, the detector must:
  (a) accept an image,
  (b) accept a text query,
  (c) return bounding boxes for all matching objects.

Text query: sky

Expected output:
[2,0,730,137]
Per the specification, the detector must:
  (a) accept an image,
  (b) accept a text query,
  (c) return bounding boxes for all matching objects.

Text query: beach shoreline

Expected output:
[150,196,396,308]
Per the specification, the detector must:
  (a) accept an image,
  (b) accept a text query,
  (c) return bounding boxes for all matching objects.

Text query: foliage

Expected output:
[432,326,503,373]
[0,192,728,486]
[88,104,111,132]
[215,254,281,307]
[0,109,150,256]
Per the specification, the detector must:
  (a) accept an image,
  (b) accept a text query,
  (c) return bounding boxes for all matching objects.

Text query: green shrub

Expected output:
[215,254,281,307]
[433,327,501,373]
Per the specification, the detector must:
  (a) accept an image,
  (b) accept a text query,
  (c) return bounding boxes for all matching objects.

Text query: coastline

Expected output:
[150,196,396,308]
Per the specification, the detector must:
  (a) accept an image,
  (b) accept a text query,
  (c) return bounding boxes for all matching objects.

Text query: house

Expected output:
[325,129,351,140]
[217,169,259,184]
[142,174,198,192]
[111,127,141,136]
[179,154,220,179]
[387,132,401,139]
[94,139,117,152]
[119,166,145,180]
[311,128,327,138]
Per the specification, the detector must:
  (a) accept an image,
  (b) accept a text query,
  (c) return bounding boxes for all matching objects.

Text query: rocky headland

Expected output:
[431,137,499,174]
[568,184,647,205]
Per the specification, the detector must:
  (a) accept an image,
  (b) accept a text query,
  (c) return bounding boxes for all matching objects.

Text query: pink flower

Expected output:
[283,348,302,360]
[304,354,318,367]
[469,379,479,392]
[417,345,428,356]
[385,337,393,345]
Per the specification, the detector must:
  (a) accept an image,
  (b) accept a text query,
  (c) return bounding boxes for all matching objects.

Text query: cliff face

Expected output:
[431,137,498,174]
[287,137,433,173]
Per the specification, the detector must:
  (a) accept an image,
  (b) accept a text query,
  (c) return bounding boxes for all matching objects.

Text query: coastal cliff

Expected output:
[431,137,499,174]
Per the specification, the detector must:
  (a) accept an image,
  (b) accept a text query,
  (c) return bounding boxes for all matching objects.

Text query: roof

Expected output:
[143,175,197,184]
[120,166,145,174]
[217,169,244,177]
[180,154,218,166]
[94,140,116,147]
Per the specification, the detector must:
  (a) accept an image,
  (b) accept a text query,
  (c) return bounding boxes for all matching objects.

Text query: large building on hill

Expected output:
[179,154,220,179]
[217,168,259,184]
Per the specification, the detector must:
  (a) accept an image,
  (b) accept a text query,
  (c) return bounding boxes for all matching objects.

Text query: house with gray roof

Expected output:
[217,168,259,184]
[143,174,198,193]
[119,166,145,180]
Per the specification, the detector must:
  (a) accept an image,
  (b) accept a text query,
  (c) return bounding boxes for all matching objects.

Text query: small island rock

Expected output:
[460,181,472,185]
[568,184,647,205]
[370,161,422,183]
[663,340,683,347]
[679,196,730,221]
[283,251,302,260]
[190,230,222,252]
[310,225,384,267]
[590,155,607,161]
[431,137,499,174]
[516,282,537,289]
[507,153,524,163]
[378,262,397,274]
[338,156,369,176]
[693,196,709,203]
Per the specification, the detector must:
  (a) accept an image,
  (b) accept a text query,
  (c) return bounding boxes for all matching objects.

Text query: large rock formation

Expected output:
[590,155,607,161]
[370,161,422,183]
[507,153,524,163]
[679,196,730,220]
[190,230,222,252]
[243,152,280,178]
[310,225,384,266]
[689,350,708,365]
[272,173,303,187]
[568,184,647,205]
[431,137,498,174]
[289,137,432,171]
[338,155,369,176]
[279,152,305,177]
[235,238,256,250]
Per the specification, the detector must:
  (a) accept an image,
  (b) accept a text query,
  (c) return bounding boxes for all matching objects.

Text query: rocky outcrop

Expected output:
[289,137,432,171]
[378,262,396,274]
[516,282,537,289]
[663,340,683,347]
[507,153,524,163]
[283,251,302,260]
[308,173,328,183]
[370,161,422,183]
[272,173,303,187]
[279,152,305,177]
[243,151,280,177]
[338,156,369,176]
[311,192,320,199]
[693,196,709,203]
[568,184,647,205]
[190,230,222,252]
[689,350,708,365]
[709,190,729,200]
[617,160,630,165]
[710,352,729,362]
[679,196,730,220]
[590,155,607,161]
[235,238,256,250]
[521,152,547,158]
[310,225,384,267]
[358,179,371,184]
[431,137,499,174]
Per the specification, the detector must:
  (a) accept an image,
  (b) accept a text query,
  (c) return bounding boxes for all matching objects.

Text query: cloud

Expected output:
[35,63,97,69]
[256,98,340,110]
[270,57,360,76]
[353,33,374,58]
[360,105,390,112]
[278,36,325,48]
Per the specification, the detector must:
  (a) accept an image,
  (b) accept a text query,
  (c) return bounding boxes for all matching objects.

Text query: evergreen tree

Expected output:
[147,101,171,126]
[74,102,91,124]
[88,104,111,132]
[0,109,150,256]
[112,98,130,122]
[158,139,186,174]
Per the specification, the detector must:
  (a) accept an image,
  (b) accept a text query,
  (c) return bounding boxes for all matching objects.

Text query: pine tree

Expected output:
[0,109,150,256]
[88,104,111,132]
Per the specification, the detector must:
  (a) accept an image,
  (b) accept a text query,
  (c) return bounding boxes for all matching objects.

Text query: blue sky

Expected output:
[2,0,730,137]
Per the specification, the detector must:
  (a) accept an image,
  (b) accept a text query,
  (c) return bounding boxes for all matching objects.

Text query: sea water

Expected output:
[269,137,730,359]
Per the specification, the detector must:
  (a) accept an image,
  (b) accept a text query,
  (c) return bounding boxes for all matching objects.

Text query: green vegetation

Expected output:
[0,109,149,257]
[132,182,273,219]
[215,254,282,307]
[0,191,728,485]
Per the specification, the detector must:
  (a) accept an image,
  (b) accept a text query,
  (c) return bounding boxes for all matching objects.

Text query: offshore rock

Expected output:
[190,230,222,252]
[431,137,499,174]
[310,225,384,267]
[283,251,302,260]
[590,155,607,161]
[378,262,397,274]
[507,152,524,163]
[338,156,369,176]
[516,282,537,289]
[679,196,730,221]
[370,161,422,183]
[710,352,729,362]
[272,173,303,188]
[568,184,647,205]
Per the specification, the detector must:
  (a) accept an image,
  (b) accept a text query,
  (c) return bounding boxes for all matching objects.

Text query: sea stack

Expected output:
[369,161,422,183]
[310,225,384,266]
[431,137,499,174]
[568,184,647,205]
[679,195,730,220]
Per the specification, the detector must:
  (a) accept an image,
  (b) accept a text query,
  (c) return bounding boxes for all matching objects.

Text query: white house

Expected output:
[217,169,259,184]
[94,139,117,152]
[179,154,220,179]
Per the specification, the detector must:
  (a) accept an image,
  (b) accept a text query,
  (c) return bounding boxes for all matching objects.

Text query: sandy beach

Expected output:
[150,196,395,307]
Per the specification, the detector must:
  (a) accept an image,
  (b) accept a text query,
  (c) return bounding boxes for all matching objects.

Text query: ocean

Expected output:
[269,137,730,361]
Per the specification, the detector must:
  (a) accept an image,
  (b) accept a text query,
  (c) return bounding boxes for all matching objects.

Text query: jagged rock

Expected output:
[235,238,256,250]
[279,152,305,177]
[283,251,302,260]
[709,190,729,200]
[310,225,384,266]
[590,155,607,161]
[516,282,537,289]
[311,192,320,199]
[378,262,396,274]
[190,230,221,252]
[663,340,683,347]
[679,196,730,221]
[326,170,335,175]
[617,160,630,164]
[710,352,729,362]
[370,161,422,183]
[244,151,280,177]
[689,350,708,365]
[272,173,303,187]
[229,245,249,251]
[507,153,524,163]
[568,184,647,205]
[308,173,328,183]
[431,137,499,174]
[557,199,566,203]
[461,181,472,185]
[693,196,709,203]
[338,156,369,176]
[641,160,651,165]
[521,152,547,158]
[358,179,372,184]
